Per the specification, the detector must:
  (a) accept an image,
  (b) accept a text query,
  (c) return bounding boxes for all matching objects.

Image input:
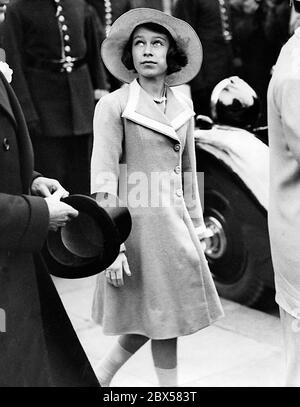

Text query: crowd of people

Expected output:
[1,0,300,389]
[0,0,297,138]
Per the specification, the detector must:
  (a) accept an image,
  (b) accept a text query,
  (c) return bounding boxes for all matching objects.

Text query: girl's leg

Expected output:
[95,334,149,386]
[151,338,178,387]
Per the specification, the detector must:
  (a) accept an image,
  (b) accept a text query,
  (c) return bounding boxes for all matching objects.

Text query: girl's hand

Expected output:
[105,252,131,287]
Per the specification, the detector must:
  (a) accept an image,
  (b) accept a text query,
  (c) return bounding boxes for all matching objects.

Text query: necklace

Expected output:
[153,95,167,104]
[153,85,167,104]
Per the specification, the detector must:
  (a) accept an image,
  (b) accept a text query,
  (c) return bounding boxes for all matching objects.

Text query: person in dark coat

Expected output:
[264,0,293,61]
[86,0,167,37]
[173,0,234,116]
[230,0,275,125]
[1,0,109,196]
[85,0,130,36]
[0,0,100,386]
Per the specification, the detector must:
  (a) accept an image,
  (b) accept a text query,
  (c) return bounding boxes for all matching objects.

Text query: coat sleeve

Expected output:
[273,65,300,164]
[0,193,49,251]
[91,93,124,196]
[181,117,207,238]
[2,6,40,126]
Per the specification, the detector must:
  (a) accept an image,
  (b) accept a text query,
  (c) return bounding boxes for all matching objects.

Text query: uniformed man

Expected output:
[2,0,109,195]
[86,0,170,37]
[173,0,234,115]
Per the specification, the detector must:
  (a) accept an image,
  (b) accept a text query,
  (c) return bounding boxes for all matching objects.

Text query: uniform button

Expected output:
[2,138,10,151]
[54,0,60,3]
[174,165,181,174]
[64,34,70,41]
[62,24,68,31]
[58,15,65,22]
[174,144,180,152]
[66,66,72,73]
[57,5,63,12]
[64,45,71,52]
[176,189,183,197]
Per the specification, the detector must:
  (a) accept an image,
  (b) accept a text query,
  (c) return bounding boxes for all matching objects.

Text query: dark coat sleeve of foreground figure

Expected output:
[0,72,99,387]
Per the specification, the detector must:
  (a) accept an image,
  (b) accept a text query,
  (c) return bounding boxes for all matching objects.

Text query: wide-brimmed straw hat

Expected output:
[101,8,202,87]
[43,193,132,279]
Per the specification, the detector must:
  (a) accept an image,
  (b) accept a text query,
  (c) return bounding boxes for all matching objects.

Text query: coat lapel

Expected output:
[0,72,34,193]
[165,87,195,131]
[122,79,195,141]
[0,73,16,126]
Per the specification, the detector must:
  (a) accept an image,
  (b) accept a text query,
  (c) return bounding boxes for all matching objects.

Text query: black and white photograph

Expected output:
[0,0,299,391]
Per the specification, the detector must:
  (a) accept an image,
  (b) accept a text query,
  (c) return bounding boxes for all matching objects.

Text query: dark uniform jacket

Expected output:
[2,0,108,138]
[86,0,130,26]
[86,0,164,28]
[173,0,234,92]
[0,70,99,386]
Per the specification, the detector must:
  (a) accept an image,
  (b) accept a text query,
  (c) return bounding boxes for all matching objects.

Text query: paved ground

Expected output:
[52,275,285,387]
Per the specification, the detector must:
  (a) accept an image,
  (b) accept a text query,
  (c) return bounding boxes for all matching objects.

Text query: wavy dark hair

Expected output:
[121,23,188,75]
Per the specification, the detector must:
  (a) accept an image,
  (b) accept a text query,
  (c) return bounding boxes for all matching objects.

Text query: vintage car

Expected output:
[194,77,274,309]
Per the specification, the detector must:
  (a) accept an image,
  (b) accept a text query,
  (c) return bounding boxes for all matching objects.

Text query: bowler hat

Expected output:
[101,8,202,86]
[43,193,132,279]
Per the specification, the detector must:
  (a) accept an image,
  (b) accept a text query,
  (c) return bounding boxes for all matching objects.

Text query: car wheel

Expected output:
[204,190,265,306]
[196,147,274,308]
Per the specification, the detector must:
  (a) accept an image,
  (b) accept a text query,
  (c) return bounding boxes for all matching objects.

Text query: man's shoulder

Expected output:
[273,34,300,81]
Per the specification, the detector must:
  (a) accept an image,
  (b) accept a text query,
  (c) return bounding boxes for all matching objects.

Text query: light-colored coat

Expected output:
[91,79,223,339]
[268,28,300,317]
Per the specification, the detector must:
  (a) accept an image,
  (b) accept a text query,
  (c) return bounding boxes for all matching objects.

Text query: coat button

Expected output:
[176,189,183,197]
[174,165,181,174]
[174,144,180,152]
[2,138,10,151]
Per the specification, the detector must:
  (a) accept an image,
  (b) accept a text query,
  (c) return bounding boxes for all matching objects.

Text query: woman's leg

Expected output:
[151,338,178,387]
[95,334,149,386]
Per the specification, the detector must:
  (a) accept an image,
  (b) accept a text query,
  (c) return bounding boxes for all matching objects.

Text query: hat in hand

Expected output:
[43,193,132,279]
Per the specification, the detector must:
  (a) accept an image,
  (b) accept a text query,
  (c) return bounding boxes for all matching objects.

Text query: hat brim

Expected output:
[101,8,202,87]
[43,194,131,279]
